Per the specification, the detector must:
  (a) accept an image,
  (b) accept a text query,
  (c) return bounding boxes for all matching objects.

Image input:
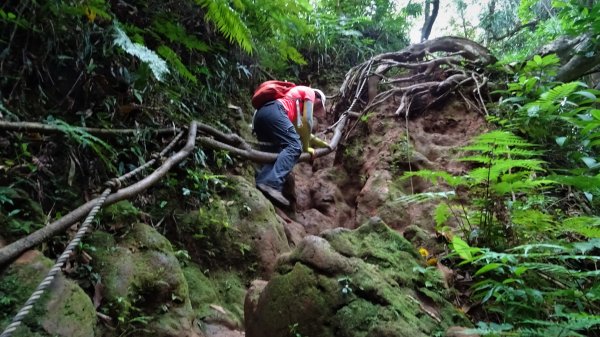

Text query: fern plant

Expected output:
[451,236,600,337]
[194,0,253,53]
[50,119,118,173]
[398,130,553,247]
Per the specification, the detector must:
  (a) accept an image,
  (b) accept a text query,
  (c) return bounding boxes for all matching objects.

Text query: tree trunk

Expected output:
[420,0,439,42]
[538,33,600,83]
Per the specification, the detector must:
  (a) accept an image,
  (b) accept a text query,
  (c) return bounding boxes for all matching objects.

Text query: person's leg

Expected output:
[254,101,302,191]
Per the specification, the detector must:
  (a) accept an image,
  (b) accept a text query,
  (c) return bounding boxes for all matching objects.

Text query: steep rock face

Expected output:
[0,251,96,337]
[348,99,487,233]
[87,223,202,337]
[245,217,470,337]
[178,175,290,276]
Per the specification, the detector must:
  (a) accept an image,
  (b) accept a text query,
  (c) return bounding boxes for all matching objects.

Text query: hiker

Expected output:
[253,84,330,206]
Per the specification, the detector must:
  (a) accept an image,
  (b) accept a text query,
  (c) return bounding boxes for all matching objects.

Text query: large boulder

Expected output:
[87,223,202,337]
[183,263,246,335]
[245,217,470,337]
[0,251,96,337]
[178,175,290,276]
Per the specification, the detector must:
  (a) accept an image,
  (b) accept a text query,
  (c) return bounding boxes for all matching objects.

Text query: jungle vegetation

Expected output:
[1,0,600,336]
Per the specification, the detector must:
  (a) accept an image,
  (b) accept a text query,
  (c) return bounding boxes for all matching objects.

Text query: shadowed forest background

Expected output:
[1,0,600,336]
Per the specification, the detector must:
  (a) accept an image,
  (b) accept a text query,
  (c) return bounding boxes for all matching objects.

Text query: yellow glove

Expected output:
[307,147,317,160]
[310,134,330,149]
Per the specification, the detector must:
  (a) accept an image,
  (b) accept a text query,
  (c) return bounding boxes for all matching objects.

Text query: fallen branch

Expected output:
[0,122,197,267]
[0,120,180,136]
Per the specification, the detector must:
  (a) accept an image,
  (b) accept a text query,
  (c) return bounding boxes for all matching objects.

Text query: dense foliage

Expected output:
[399,1,600,335]
[2,0,600,336]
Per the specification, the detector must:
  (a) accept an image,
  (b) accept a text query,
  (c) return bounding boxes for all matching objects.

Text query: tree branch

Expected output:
[491,20,538,41]
[0,111,351,267]
[0,122,197,267]
[0,121,180,136]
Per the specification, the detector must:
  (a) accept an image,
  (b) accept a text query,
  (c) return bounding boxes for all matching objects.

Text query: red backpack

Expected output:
[251,80,296,109]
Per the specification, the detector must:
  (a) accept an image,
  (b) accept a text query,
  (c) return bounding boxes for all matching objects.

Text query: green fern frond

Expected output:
[520,262,573,276]
[493,179,555,194]
[539,82,582,105]
[465,130,536,148]
[458,155,493,164]
[113,24,170,81]
[279,40,308,65]
[401,170,464,187]
[51,119,117,172]
[468,159,545,183]
[195,0,253,53]
[509,243,569,255]
[434,203,452,227]
[562,216,600,238]
[549,174,600,190]
[153,19,210,52]
[394,191,456,205]
[512,209,557,231]
[157,45,197,83]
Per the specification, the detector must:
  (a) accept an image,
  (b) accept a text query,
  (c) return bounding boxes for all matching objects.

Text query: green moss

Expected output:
[0,253,96,337]
[88,224,191,334]
[183,264,220,318]
[121,223,173,252]
[332,300,380,337]
[183,263,245,327]
[249,263,344,337]
[99,200,140,225]
[249,218,471,337]
[0,255,53,334]
[177,175,288,275]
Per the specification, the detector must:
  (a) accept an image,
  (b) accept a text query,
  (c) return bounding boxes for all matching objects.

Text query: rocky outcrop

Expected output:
[177,175,290,276]
[87,223,202,337]
[183,263,245,333]
[245,217,470,337]
[0,251,96,337]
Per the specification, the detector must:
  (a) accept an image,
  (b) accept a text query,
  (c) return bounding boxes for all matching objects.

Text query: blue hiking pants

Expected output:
[254,101,302,191]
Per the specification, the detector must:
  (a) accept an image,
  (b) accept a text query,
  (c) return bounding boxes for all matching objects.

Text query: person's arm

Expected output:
[296,99,313,154]
[301,99,331,153]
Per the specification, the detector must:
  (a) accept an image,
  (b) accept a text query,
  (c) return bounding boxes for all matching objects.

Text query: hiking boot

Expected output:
[256,183,290,207]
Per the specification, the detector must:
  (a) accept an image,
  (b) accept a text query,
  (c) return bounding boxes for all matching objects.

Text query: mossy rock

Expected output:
[98,200,140,229]
[184,263,246,329]
[0,251,96,337]
[86,223,199,337]
[245,217,470,337]
[178,175,289,276]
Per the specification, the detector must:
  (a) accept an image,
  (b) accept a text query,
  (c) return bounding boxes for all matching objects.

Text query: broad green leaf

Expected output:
[452,236,476,261]
[555,136,567,146]
[575,90,597,101]
[474,263,504,276]
[582,157,597,168]
[514,266,528,276]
